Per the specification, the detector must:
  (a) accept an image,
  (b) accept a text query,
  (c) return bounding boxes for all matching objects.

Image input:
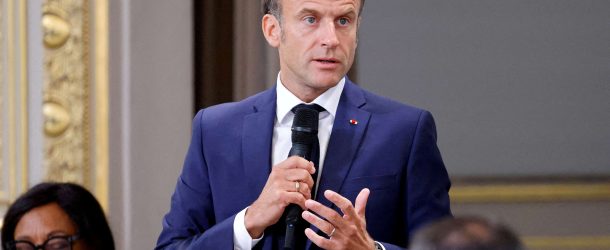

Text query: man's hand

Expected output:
[302,188,375,250]
[244,156,316,238]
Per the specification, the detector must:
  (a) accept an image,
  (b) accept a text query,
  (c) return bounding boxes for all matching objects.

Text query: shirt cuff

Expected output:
[233,207,263,250]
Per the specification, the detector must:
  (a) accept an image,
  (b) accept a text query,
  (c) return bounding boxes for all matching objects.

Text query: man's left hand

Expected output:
[302,188,376,250]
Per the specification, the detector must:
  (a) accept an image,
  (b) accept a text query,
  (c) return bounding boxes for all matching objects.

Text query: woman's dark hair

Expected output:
[410,216,523,250]
[1,182,115,250]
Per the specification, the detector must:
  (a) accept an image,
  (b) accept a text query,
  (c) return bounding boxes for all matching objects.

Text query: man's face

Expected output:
[273,0,360,99]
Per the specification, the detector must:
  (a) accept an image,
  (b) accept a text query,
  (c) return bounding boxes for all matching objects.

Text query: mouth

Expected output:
[314,58,340,64]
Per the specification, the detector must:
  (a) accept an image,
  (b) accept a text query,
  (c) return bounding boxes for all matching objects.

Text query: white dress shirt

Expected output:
[232,74,345,249]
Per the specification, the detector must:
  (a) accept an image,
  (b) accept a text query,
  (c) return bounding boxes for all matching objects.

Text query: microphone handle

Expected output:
[284,143,312,249]
[284,204,301,249]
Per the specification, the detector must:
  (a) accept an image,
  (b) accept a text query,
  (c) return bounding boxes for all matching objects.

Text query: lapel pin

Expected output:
[349,119,358,125]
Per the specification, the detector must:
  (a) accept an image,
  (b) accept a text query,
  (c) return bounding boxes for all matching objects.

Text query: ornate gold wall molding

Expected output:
[1,0,29,213]
[18,0,29,197]
[1,0,107,218]
[1,0,4,194]
[450,176,610,203]
[0,0,5,200]
[94,0,109,211]
[42,0,90,185]
[524,235,610,249]
[42,0,108,211]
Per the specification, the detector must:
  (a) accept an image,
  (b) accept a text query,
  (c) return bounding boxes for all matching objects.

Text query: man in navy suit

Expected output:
[156,0,451,249]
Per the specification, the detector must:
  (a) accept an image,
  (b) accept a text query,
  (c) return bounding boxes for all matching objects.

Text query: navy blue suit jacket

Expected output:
[156,79,451,249]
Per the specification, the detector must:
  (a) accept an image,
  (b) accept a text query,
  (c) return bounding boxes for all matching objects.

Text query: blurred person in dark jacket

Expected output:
[410,216,524,250]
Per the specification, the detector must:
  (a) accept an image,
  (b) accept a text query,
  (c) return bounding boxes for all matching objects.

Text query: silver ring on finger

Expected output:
[329,227,336,238]
[295,181,300,192]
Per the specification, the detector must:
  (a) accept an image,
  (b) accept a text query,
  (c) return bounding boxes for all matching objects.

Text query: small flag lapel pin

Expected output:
[349,119,358,125]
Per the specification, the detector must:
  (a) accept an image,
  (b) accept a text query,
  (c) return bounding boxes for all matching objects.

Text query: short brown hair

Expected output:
[262,0,366,17]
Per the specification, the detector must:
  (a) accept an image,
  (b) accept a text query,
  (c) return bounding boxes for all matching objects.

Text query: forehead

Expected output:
[14,203,77,239]
[282,0,360,14]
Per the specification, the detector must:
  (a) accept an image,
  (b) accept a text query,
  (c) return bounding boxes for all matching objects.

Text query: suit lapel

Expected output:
[243,89,277,200]
[316,80,371,208]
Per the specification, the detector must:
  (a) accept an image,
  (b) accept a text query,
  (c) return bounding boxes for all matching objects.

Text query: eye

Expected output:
[304,16,316,24]
[338,17,350,26]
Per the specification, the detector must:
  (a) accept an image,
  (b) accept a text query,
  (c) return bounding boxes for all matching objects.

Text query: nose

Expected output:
[320,21,339,48]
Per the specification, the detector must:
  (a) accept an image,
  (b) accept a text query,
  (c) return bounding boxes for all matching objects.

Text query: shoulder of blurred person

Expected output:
[410,216,525,250]
[1,182,115,250]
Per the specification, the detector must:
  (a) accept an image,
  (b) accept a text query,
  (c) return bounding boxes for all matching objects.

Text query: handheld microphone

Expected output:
[284,107,319,249]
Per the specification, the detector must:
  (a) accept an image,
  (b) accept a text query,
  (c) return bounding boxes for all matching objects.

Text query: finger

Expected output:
[305,199,348,229]
[282,156,316,174]
[302,210,335,236]
[288,181,312,200]
[305,228,334,249]
[280,191,308,210]
[323,190,359,220]
[354,188,370,218]
[284,169,314,188]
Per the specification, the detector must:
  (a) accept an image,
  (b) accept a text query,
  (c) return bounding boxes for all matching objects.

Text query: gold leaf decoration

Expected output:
[42,0,90,185]
[42,12,72,49]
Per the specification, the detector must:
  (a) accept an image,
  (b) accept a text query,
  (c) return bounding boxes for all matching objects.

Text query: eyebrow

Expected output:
[14,230,71,241]
[14,236,34,241]
[48,231,71,237]
[295,7,319,17]
[295,6,357,18]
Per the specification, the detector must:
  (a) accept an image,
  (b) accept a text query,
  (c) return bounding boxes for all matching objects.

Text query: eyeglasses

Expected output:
[5,235,80,250]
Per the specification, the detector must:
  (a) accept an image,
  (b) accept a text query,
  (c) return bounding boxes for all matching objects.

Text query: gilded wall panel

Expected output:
[1,0,30,216]
[0,1,6,201]
[42,0,90,185]
[40,0,108,211]
[0,0,5,197]
[1,0,107,218]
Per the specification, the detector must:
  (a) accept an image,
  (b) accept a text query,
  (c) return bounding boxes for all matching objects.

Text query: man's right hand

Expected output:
[244,156,316,238]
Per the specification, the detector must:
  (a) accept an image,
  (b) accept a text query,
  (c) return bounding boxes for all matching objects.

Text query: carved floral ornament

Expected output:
[42,4,73,138]
[42,5,71,49]
[43,99,71,137]
[41,0,89,185]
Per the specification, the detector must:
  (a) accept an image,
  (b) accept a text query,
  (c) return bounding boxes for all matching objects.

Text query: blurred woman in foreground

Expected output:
[2,182,114,250]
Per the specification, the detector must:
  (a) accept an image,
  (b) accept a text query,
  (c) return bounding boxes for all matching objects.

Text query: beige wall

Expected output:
[357,1,610,249]
[108,0,192,249]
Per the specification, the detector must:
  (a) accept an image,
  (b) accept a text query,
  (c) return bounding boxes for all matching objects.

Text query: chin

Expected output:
[309,80,339,91]
[311,74,343,87]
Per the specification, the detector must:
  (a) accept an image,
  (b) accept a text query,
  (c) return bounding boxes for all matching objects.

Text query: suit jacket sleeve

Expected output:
[406,110,452,239]
[378,110,452,250]
[155,109,235,249]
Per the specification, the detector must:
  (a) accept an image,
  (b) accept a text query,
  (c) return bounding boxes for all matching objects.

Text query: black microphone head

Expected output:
[291,108,319,146]
[292,107,319,130]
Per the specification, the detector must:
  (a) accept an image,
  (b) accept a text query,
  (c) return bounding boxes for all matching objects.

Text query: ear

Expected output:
[262,14,281,47]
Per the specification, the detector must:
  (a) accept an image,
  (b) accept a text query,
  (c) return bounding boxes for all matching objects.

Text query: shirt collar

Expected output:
[276,73,345,125]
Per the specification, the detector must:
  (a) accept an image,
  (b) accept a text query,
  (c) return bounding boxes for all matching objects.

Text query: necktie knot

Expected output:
[292,103,325,114]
